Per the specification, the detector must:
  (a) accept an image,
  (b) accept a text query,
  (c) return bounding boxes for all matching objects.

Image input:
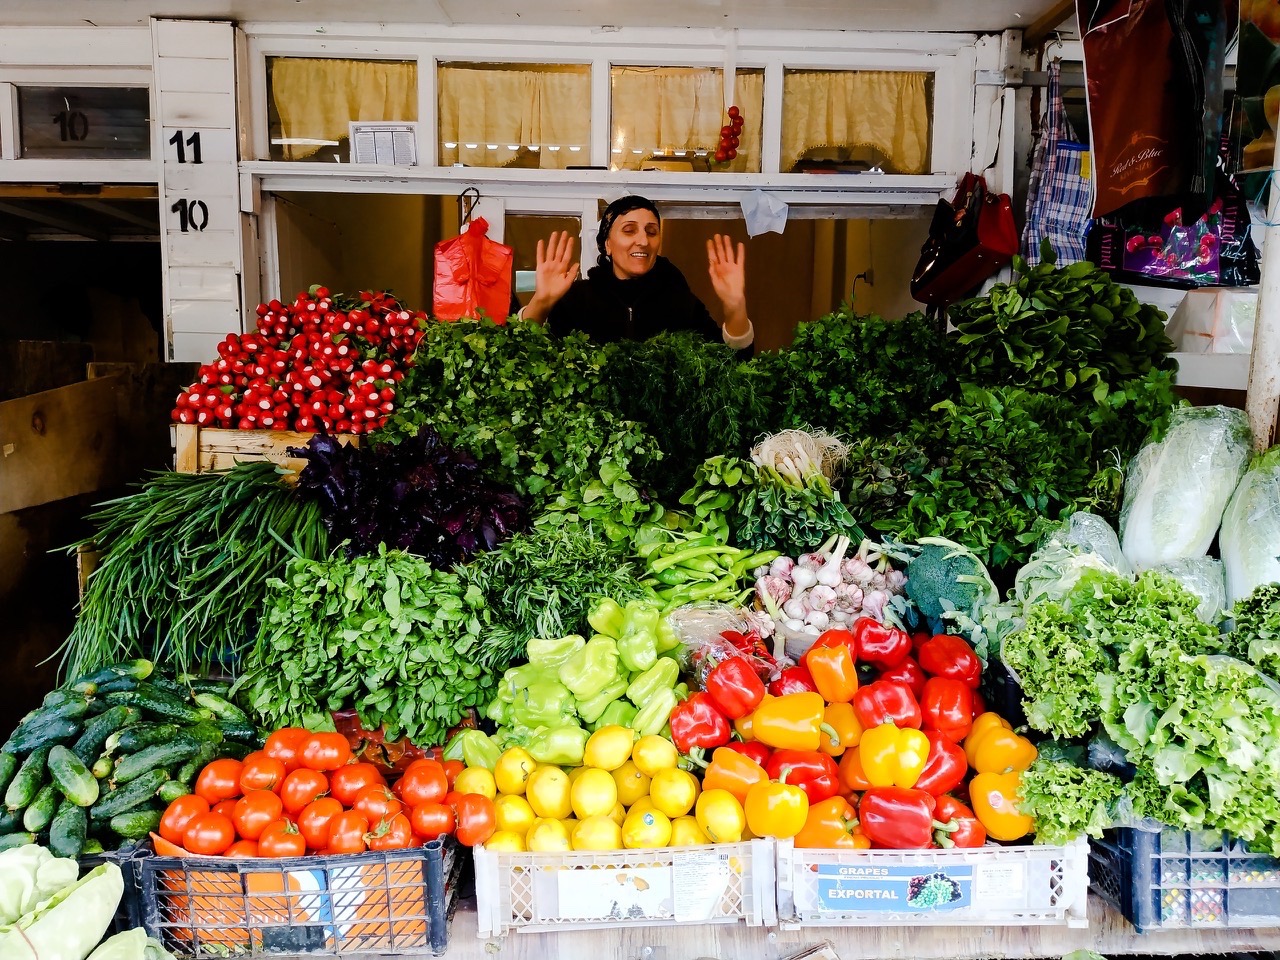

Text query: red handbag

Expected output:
[911,173,1018,308]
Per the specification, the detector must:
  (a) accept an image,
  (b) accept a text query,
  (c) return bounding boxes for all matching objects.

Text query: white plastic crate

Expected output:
[473,840,776,937]
[776,836,1090,928]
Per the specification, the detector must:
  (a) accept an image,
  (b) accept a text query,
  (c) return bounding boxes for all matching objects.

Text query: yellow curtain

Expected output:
[610,67,763,173]
[271,58,417,161]
[781,70,930,174]
[437,64,591,170]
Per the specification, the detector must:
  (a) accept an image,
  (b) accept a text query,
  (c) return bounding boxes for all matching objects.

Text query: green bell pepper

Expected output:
[587,598,627,639]
[497,662,554,703]
[444,730,501,771]
[618,606,660,673]
[591,700,638,732]
[527,724,590,766]
[656,616,681,653]
[514,678,575,727]
[632,687,679,738]
[485,697,512,726]
[526,634,586,670]
[575,677,627,724]
[626,657,680,708]
[557,635,620,700]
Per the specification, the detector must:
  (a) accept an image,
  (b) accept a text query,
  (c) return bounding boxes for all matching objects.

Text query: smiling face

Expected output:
[605,209,661,279]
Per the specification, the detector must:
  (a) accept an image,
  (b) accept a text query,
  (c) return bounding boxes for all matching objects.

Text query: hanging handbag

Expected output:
[910,172,1018,308]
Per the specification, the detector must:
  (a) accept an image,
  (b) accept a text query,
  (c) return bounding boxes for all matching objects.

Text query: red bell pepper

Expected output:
[911,631,931,655]
[851,617,911,669]
[933,795,986,848]
[913,732,968,797]
[852,680,922,730]
[917,634,982,688]
[877,657,927,701]
[766,749,841,803]
[723,740,772,768]
[920,677,975,743]
[971,689,987,718]
[704,657,766,720]
[858,786,939,849]
[768,663,818,697]
[669,692,732,754]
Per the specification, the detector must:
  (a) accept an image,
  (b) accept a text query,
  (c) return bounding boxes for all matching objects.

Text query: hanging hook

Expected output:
[459,187,481,226]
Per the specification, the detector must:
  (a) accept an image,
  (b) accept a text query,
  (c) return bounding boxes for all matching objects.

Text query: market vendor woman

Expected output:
[519,195,755,348]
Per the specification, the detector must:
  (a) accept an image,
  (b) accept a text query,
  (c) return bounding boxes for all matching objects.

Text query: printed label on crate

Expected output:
[551,865,673,921]
[813,863,974,912]
[973,862,1027,905]
[672,850,734,922]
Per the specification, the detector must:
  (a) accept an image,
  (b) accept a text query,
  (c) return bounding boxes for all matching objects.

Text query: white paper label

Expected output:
[672,849,734,922]
[974,862,1026,903]
[553,866,672,921]
[350,121,418,165]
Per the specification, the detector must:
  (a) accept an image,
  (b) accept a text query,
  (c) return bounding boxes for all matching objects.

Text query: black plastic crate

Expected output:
[138,838,459,957]
[1090,827,1280,932]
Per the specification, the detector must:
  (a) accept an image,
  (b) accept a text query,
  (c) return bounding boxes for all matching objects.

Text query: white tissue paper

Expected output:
[740,190,788,237]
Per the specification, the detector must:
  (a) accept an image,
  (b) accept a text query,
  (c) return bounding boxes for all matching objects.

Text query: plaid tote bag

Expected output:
[1022,60,1093,265]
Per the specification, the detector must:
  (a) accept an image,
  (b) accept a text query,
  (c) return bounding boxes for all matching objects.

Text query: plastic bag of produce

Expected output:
[1050,511,1132,576]
[0,844,79,926]
[86,928,177,960]
[1220,447,1280,607]
[1014,514,1130,611]
[1152,556,1227,624]
[1120,405,1252,570]
[0,862,123,960]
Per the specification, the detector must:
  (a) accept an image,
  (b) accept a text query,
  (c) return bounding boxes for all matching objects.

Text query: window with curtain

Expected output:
[610,66,764,173]
[781,69,932,174]
[437,62,591,170]
[268,57,417,162]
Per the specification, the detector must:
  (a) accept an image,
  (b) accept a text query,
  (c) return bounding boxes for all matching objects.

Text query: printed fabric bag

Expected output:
[1022,60,1093,265]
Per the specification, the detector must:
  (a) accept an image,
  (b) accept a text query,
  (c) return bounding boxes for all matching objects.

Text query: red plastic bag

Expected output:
[432,217,514,322]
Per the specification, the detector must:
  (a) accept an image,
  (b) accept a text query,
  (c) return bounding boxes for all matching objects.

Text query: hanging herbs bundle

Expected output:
[239,547,492,746]
[290,427,527,567]
[61,461,328,679]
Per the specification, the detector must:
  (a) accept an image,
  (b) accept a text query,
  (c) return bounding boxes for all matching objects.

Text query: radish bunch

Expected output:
[171,287,427,434]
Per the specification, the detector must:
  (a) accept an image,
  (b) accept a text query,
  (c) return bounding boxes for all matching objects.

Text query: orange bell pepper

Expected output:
[968,727,1037,774]
[969,770,1033,841]
[837,745,872,792]
[702,746,768,805]
[859,722,930,788]
[964,712,1012,765]
[743,779,809,839]
[794,795,870,849]
[819,702,862,757]
[750,692,826,752]
[803,642,858,704]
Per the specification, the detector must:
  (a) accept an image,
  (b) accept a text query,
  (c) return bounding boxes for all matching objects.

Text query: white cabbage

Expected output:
[1220,447,1280,607]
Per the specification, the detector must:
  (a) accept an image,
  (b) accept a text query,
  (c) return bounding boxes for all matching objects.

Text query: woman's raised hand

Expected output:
[707,234,748,327]
[525,230,580,321]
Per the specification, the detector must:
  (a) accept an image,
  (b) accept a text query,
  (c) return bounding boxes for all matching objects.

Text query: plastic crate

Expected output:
[473,839,776,937]
[1090,827,1280,932]
[138,838,459,957]
[775,837,1089,928]
[80,843,150,935]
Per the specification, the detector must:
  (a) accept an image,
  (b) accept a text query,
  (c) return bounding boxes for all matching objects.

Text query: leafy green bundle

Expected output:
[1018,757,1126,845]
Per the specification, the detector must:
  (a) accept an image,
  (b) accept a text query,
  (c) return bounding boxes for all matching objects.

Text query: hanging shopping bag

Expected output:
[1022,60,1093,266]
[432,217,514,322]
[910,172,1018,308]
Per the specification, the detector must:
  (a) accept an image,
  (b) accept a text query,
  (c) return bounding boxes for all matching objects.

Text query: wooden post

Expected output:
[1246,132,1280,452]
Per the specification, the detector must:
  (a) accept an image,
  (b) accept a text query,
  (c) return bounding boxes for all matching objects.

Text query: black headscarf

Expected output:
[595,195,661,268]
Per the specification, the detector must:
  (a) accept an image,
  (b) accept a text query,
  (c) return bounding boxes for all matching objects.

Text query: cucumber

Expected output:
[111,736,200,785]
[23,783,59,832]
[5,702,89,754]
[49,799,87,858]
[91,769,169,820]
[91,755,114,779]
[174,742,218,785]
[48,745,99,807]
[217,740,255,761]
[151,676,187,696]
[107,723,180,756]
[215,720,259,745]
[183,721,226,746]
[0,752,18,795]
[72,706,140,764]
[80,838,105,856]
[157,780,192,804]
[177,676,234,696]
[193,692,249,724]
[93,676,142,695]
[109,808,162,840]
[69,659,154,695]
[0,809,21,833]
[0,832,37,852]
[5,747,50,811]
[42,688,82,709]
[103,684,210,725]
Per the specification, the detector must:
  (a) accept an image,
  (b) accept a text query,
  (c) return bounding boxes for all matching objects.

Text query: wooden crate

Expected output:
[172,424,360,480]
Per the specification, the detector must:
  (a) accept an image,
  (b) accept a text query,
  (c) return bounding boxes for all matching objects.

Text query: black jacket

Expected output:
[546,256,720,344]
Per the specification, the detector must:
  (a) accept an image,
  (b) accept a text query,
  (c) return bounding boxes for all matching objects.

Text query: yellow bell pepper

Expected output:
[743,779,809,839]
[969,770,1033,841]
[964,712,1013,765]
[749,692,826,751]
[734,694,771,741]
[858,722,930,788]
[818,702,863,758]
[968,726,1037,774]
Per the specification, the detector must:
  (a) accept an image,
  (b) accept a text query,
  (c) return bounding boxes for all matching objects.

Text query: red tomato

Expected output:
[353,785,403,824]
[327,811,369,855]
[233,790,285,841]
[366,812,414,851]
[454,794,497,848]
[195,758,244,805]
[264,728,310,773]
[299,732,352,772]
[297,797,344,850]
[160,794,210,846]
[441,760,464,789]
[182,812,236,856]
[396,761,448,807]
[329,762,386,807]
[258,819,307,858]
[240,751,288,794]
[409,802,455,841]
[225,839,260,857]
[212,799,238,820]
[280,768,330,816]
